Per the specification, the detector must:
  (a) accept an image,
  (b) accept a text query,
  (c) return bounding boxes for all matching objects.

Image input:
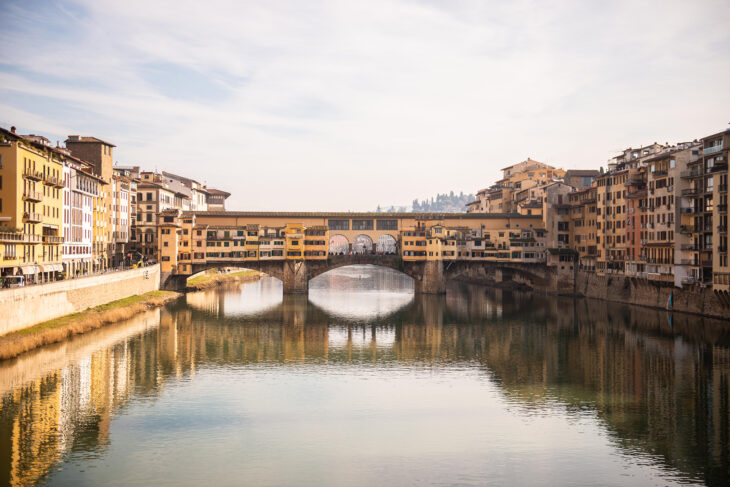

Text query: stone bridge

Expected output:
[162,255,565,295]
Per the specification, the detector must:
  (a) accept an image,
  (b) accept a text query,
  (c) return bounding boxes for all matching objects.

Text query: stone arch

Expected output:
[353,234,373,254]
[375,234,397,254]
[329,234,350,255]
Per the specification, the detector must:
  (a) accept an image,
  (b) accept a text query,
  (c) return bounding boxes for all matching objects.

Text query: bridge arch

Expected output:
[329,234,350,255]
[353,234,373,254]
[375,234,397,254]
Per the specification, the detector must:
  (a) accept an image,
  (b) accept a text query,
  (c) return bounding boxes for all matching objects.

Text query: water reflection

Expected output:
[0,267,728,486]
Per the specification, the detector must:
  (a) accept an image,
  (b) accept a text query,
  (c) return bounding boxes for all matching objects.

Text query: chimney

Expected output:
[10,126,16,134]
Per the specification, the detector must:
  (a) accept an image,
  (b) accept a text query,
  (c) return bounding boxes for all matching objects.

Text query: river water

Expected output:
[0,266,728,486]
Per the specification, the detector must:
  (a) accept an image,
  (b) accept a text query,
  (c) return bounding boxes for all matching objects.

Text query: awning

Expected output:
[52,264,63,272]
[20,265,38,275]
[37,265,47,273]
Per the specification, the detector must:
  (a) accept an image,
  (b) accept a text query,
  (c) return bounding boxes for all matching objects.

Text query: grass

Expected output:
[187,269,260,289]
[0,290,180,360]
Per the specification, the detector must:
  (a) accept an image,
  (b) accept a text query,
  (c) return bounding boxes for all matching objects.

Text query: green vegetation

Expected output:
[187,269,259,287]
[0,290,180,360]
[376,191,475,213]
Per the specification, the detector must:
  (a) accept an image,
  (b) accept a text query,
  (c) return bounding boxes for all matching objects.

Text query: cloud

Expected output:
[0,0,729,210]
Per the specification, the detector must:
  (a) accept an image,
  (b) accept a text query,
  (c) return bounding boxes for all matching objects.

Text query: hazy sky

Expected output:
[1,0,728,211]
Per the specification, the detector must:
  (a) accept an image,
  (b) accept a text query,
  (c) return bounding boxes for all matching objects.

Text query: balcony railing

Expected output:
[704,144,723,155]
[652,170,668,177]
[679,225,693,234]
[23,169,43,181]
[680,169,702,178]
[718,225,728,233]
[718,204,727,212]
[701,259,712,267]
[23,212,42,223]
[709,162,729,173]
[43,174,64,188]
[22,189,43,202]
[680,244,697,251]
[681,188,701,197]
[719,184,728,193]
[0,232,24,243]
[42,235,63,244]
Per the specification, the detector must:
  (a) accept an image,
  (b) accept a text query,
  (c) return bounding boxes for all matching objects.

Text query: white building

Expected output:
[62,157,102,277]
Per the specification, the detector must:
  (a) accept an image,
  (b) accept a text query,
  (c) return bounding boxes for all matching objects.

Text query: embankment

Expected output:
[0,290,180,360]
[574,270,730,319]
[0,265,161,335]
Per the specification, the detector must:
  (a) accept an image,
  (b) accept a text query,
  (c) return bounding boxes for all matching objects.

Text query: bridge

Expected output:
[157,211,574,294]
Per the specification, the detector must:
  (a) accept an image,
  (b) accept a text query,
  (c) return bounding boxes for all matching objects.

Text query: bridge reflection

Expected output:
[0,283,729,485]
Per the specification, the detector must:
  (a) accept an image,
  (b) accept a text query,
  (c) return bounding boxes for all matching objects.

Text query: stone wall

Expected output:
[0,265,160,335]
[574,270,730,319]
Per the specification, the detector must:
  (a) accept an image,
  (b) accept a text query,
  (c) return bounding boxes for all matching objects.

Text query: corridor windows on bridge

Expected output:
[352,219,374,231]
[328,219,349,231]
[376,219,397,230]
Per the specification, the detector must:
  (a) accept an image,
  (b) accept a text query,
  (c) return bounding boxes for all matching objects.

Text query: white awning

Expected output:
[20,265,38,275]
[37,265,47,272]
[52,264,64,271]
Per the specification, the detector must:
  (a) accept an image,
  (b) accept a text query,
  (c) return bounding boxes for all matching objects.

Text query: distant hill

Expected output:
[376,191,475,213]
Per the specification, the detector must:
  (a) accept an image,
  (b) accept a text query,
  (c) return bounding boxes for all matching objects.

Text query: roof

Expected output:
[564,169,599,177]
[65,135,116,147]
[700,128,730,141]
[187,210,544,220]
[207,188,231,198]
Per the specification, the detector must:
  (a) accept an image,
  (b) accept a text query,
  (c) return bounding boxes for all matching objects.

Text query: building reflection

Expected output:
[0,281,729,485]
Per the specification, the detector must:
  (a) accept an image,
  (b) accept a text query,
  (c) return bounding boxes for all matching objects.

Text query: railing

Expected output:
[701,259,712,267]
[24,234,41,243]
[652,170,668,177]
[680,169,701,178]
[23,189,43,202]
[719,184,728,193]
[710,162,728,173]
[680,244,697,251]
[23,169,43,181]
[681,188,700,196]
[23,212,42,223]
[718,225,728,233]
[43,174,63,187]
[42,235,64,244]
[0,232,24,243]
[704,144,723,155]
[679,225,693,234]
[679,207,696,214]
[679,259,693,265]
[718,204,727,212]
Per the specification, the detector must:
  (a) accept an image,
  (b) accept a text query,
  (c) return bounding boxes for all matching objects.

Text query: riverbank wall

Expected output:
[451,263,729,319]
[573,270,729,319]
[0,265,161,335]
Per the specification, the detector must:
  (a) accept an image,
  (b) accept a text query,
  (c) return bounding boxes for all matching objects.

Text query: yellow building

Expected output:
[285,223,304,259]
[0,127,65,283]
[303,226,328,259]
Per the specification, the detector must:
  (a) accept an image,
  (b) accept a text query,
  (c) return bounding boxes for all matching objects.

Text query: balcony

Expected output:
[681,188,700,197]
[0,232,24,243]
[719,184,728,193]
[652,169,668,177]
[680,244,697,251]
[679,207,697,215]
[23,169,43,181]
[718,225,728,233]
[679,225,693,234]
[701,259,712,267]
[42,235,63,244]
[680,169,702,179]
[718,204,728,212]
[704,144,723,155]
[23,212,42,223]
[24,234,41,244]
[710,162,729,173]
[43,174,64,188]
[679,258,694,265]
[22,189,43,202]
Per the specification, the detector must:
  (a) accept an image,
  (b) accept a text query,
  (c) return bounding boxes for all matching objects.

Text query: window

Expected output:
[376,219,397,230]
[328,219,349,231]
[352,219,374,230]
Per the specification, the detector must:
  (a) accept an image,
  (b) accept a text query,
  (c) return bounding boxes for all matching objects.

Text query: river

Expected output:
[0,266,728,486]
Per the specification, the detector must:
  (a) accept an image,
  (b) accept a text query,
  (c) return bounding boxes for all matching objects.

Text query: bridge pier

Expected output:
[283,260,309,294]
[413,260,446,294]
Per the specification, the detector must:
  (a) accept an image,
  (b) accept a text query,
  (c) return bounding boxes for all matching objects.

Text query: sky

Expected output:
[1,0,729,211]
